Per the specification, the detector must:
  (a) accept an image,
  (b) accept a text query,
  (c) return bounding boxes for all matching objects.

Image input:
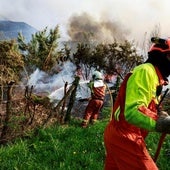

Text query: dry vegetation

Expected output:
[0,76,83,144]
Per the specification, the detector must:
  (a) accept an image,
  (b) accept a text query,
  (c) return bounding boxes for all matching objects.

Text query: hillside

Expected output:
[0,20,37,41]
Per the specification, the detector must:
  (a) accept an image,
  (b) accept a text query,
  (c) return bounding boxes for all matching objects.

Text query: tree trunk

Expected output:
[0,81,15,144]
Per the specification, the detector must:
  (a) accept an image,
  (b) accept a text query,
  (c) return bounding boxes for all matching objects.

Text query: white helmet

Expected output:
[92,71,103,80]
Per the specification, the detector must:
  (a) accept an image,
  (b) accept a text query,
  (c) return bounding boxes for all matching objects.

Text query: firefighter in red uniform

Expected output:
[104,37,170,170]
[81,71,106,128]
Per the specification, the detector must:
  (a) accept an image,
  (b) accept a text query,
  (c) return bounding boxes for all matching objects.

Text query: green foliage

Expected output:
[146,133,170,170]
[73,43,93,79]
[72,40,144,80]
[93,40,143,79]
[0,40,24,85]
[17,26,64,73]
[101,105,112,120]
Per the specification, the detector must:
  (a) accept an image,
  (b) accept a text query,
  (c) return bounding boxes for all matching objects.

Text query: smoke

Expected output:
[27,61,76,94]
[67,12,129,43]
[1,0,170,43]
[25,59,95,104]
[49,80,90,103]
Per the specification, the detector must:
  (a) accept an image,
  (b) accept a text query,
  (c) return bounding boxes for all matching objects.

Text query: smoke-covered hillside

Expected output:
[0,20,37,41]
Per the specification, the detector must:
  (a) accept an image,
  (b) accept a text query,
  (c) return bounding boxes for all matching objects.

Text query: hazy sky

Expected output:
[1,0,170,44]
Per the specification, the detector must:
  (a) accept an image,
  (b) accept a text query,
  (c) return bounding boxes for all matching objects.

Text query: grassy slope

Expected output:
[0,118,170,170]
[0,119,106,170]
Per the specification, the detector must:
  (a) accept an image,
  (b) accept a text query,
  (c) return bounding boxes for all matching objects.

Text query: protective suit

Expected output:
[81,71,106,128]
[104,37,170,170]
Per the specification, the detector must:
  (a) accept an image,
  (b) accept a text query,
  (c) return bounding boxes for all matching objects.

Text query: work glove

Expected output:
[155,111,170,133]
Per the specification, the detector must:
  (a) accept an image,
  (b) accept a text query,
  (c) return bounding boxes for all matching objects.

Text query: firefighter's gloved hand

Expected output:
[156,111,170,133]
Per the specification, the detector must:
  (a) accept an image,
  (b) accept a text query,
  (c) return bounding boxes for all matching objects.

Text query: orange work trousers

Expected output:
[104,120,158,170]
[83,99,103,121]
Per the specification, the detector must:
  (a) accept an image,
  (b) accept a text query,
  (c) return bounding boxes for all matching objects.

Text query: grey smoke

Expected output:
[67,12,130,43]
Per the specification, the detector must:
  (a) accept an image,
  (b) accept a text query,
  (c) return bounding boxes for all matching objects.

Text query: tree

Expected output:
[72,40,144,80]
[17,26,63,74]
[111,40,143,79]
[72,42,94,80]
[0,40,24,85]
[0,40,24,100]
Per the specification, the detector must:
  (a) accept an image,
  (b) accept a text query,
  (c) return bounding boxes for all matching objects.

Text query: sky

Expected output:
[1,0,170,47]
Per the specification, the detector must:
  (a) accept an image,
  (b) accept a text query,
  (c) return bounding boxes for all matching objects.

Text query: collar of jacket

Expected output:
[154,66,169,86]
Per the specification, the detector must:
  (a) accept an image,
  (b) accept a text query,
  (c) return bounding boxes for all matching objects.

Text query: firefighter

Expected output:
[104,37,170,170]
[81,71,106,128]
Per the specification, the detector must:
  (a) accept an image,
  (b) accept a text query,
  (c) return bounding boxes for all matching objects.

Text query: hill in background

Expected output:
[0,20,37,41]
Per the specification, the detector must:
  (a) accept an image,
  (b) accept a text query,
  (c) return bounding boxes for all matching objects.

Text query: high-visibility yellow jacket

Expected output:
[113,63,168,132]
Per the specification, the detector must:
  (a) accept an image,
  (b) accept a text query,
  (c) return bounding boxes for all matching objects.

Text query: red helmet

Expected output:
[149,37,170,53]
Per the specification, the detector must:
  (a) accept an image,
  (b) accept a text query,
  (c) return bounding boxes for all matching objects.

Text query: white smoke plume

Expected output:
[27,61,76,94]
[26,61,91,102]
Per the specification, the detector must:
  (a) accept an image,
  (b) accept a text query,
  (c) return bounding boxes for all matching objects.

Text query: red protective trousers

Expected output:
[83,99,103,122]
[104,119,158,170]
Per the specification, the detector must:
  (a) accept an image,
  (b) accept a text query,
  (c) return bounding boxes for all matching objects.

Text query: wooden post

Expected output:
[64,76,80,123]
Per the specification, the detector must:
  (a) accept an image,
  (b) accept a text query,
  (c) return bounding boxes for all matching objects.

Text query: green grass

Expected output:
[146,132,170,170]
[0,116,170,170]
[0,119,106,170]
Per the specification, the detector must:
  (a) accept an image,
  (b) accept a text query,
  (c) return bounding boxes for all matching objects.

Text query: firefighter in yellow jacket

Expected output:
[81,71,106,128]
[104,37,170,170]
